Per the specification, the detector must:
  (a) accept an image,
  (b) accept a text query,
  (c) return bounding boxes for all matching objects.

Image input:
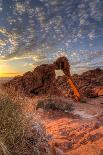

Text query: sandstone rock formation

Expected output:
[3,58,103,99]
[3,64,60,96]
[56,68,103,98]
[54,56,70,77]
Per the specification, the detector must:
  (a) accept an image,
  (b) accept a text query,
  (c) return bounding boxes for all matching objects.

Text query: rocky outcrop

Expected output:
[3,59,103,98]
[56,68,103,98]
[75,68,103,97]
[54,56,70,77]
[3,64,60,96]
[90,86,103,97]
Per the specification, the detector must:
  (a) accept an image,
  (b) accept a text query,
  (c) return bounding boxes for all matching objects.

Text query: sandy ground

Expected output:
[22,96,103,155]
[0,79,103,155]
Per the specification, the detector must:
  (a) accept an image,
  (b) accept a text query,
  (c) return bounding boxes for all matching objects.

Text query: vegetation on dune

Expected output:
[0,93,27,155]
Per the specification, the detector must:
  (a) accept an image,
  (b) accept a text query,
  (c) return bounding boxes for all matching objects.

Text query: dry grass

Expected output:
[36,96,73,112]
[0,92,28,155]
[0,90,54,155]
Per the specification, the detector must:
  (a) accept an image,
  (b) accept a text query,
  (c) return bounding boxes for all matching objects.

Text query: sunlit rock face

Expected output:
[56,67,103,98]
[29,64,57,95]
[3,63,61,96]
[72,68,103,98]
[3,56,72,96]
[3,57,103,99]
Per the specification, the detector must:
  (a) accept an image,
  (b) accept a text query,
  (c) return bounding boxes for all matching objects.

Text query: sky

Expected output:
[0,0,103,77]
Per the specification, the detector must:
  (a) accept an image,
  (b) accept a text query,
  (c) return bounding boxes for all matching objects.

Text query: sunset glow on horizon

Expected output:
[0,0,103,77]
[0,62,23,77]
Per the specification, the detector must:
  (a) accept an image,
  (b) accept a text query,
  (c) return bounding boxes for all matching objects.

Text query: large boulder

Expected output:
[3,76,23,91]
[91,86,103,97]
[3,64,60,96]
[56,67,103,98]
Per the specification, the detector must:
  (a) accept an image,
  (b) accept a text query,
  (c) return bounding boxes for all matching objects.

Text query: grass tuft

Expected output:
[0,92,53,154]
[36,96,73,112]
[0,93,27,155]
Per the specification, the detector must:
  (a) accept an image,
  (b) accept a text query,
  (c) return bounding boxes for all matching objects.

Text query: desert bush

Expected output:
[26,118,53,155]
[0,92,54,155]
[36,96,73,112]
[80,98,87,103]
[0,93,27,155]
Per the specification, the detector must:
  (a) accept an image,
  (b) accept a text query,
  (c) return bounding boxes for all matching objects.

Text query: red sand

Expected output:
[23,96,103,155]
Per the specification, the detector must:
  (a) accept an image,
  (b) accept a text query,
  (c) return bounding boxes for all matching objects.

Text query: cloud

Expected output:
[0,39,6,46]
[1,1,102,48]
[0,43,52,66]
[15,2,26,14]
[88,31,95,40]
[0,0,102,74]
[89,0,103,21]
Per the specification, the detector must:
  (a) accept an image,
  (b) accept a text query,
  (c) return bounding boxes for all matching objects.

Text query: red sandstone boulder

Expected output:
[56,68,103,98]
[3,59,103,99]
[92,87,103,97]
[3,64,61,96]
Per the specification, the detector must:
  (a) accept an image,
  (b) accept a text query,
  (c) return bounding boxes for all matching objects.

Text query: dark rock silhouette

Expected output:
[53,56,70,77]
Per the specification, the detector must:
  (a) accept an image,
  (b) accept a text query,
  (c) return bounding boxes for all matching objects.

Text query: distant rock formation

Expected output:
[3,64,61,96]
[56,68,103,98]
[3,61,103,98]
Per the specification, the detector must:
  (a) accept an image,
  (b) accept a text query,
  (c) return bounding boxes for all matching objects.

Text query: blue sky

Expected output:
[0,0,103,76]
